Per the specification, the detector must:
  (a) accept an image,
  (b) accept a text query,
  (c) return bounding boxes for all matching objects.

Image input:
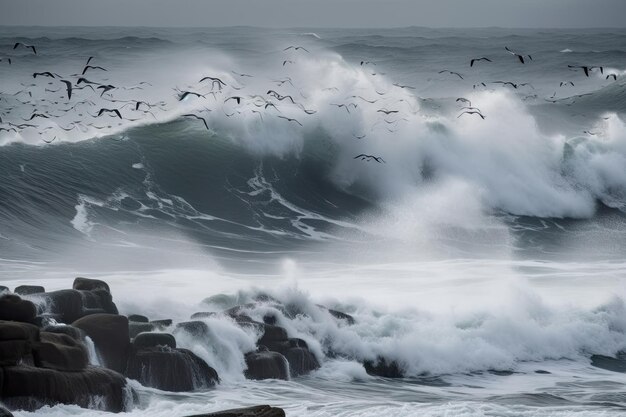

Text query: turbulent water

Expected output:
[1,26,626,416]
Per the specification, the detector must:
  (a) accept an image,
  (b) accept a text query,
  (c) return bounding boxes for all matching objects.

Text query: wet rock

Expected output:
[0,286,8,293]
[42,324,85,341]
[77,289,118,315]
[151,319,173,329]
[73,277,110,293]
[39,290,85,323]
[33,332,89,371]
[128,314,149,323]
[175,320,210,337]
[363,356,404,378]
[0,321,39,366]
[129,322,155,338]
[0,294,37,323]
[263,338,319,377]
[14,285,45,296]
[1,365,129,412]
[258,324,288,346]
[326,308,355,325]
[190,311,216,319]
[0,405,13,417]
[244,351,289,380]
[185,405,285,417]
[132,332,176,350]
[591,354,626,373]
[73,314,130,373]
[126,346,218,391]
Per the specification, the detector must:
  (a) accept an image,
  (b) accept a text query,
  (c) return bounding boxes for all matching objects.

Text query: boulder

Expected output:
[40,290,85,323]
[0,405,13,417]
[0,340,33,366]
[128,314,149,323]
[363,356,404,378]
[33,332,89,371]
[175,320,210,337]
[1,365,129,412]
[151,319,173,329]
[126,346,218,391]
[14,285,45,296]
[244,351,289,380]
[0,294,37,323]
[42,324,85,341]
[591,354,626,373]
[132,332,176,350]
[327,308,355,325]
[258,324,288,346]
[185,405,285,417]
[73,314,130,373]
[73,277,110,293]
[129,322,155,339]
[190,312,216,320]
[0,286,8,293]
[77,289,118,315]
[0,320,40,341]
[262,338,319,377]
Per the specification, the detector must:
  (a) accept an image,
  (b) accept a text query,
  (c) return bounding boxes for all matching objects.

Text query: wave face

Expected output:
[1,26,626,416]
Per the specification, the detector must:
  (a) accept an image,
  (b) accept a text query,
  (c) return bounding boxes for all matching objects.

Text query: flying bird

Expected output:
[606,74,617,81]
[97,108,122,119]
[277,115,303,126]
[505,46,532,64]
[82,65,107,75]
[438,70,464,79]
[284,46,309,52]
[470,57,492,67]
[33,72,56,79]
[182,114,209,130]
[354,154,385,163]
[458,110,485,119]
[60,80,72,100]
[13,42,36,54]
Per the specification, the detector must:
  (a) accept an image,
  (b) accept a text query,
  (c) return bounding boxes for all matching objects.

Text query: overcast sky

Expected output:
[1,0,625,28]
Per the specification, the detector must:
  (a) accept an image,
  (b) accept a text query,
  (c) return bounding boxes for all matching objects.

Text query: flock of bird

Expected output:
[0,40,621,164]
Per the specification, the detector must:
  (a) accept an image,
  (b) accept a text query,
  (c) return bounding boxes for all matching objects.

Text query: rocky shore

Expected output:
[0,277,357,415]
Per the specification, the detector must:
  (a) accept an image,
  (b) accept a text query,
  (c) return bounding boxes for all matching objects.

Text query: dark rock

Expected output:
[327,308,355,325]
[0,320,40,341]
[128,314,149,323]
[78,289,118,315]
[33,332,89,371]
[591,354,626,373]
[129,322,155,339]
[40,290,85,324]
[0,294,37,323]
[258,324,288,346]
[1,365,129,412]
[73,314,130,373]
[42,324,85,341]
[73,277,111,293]
[244,351,289,380]
[0,286,8,293]
[262,313,277,326]
[133,332,176,350]
[126,346,218,391]
[363,356,404,378]
[0,405,13,417]
[262,338,319,377]
[0,340,32,366]
[151,319,173,329]
[175,320,210,337]
[190,311,216,319]
[14,285,45,296]
[32,314,60,328]
[185,405,285,417]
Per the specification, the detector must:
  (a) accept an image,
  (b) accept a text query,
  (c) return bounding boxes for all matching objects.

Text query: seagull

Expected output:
[392,83,416,89]
[277,115,303,126]
[33,72,56,79]
[458,110,485,119]
[42,136,57,144]
[284,46,309,52]
[231,71,253,78]
[283,60,294,66]
[60,80,73,100]
[0,58,11,65]
[97,84,116,96]
[473,82,487,89]
[470,57,492,67]
[360,61,375,66]
[224,96,243,105]
[330,103,351,113]
[456,97,472,106]
[606,74,617,81]
[13,42,36,54]
[354,154,385,163]
[505,46,532,64]
[377,109,399,115]
[199,76,227,90]
[493,81,518,89]
[560,81,575,87]
[85,56,95,65]
[24,113,49,120]
[567,65,602,77]
[182,114,209,130]
[178,91,205,101]
[82,65,107,75]
[438,70,464,79]
[77,77,99,86]
[97,108,122,119]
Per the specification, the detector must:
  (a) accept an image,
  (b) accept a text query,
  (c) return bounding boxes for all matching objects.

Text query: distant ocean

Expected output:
[1,26,626,416]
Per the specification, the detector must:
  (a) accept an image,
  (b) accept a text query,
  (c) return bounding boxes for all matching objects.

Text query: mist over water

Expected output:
[1,26,626,416]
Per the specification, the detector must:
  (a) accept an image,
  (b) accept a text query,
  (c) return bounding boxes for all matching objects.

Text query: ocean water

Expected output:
[1,26,626,416]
